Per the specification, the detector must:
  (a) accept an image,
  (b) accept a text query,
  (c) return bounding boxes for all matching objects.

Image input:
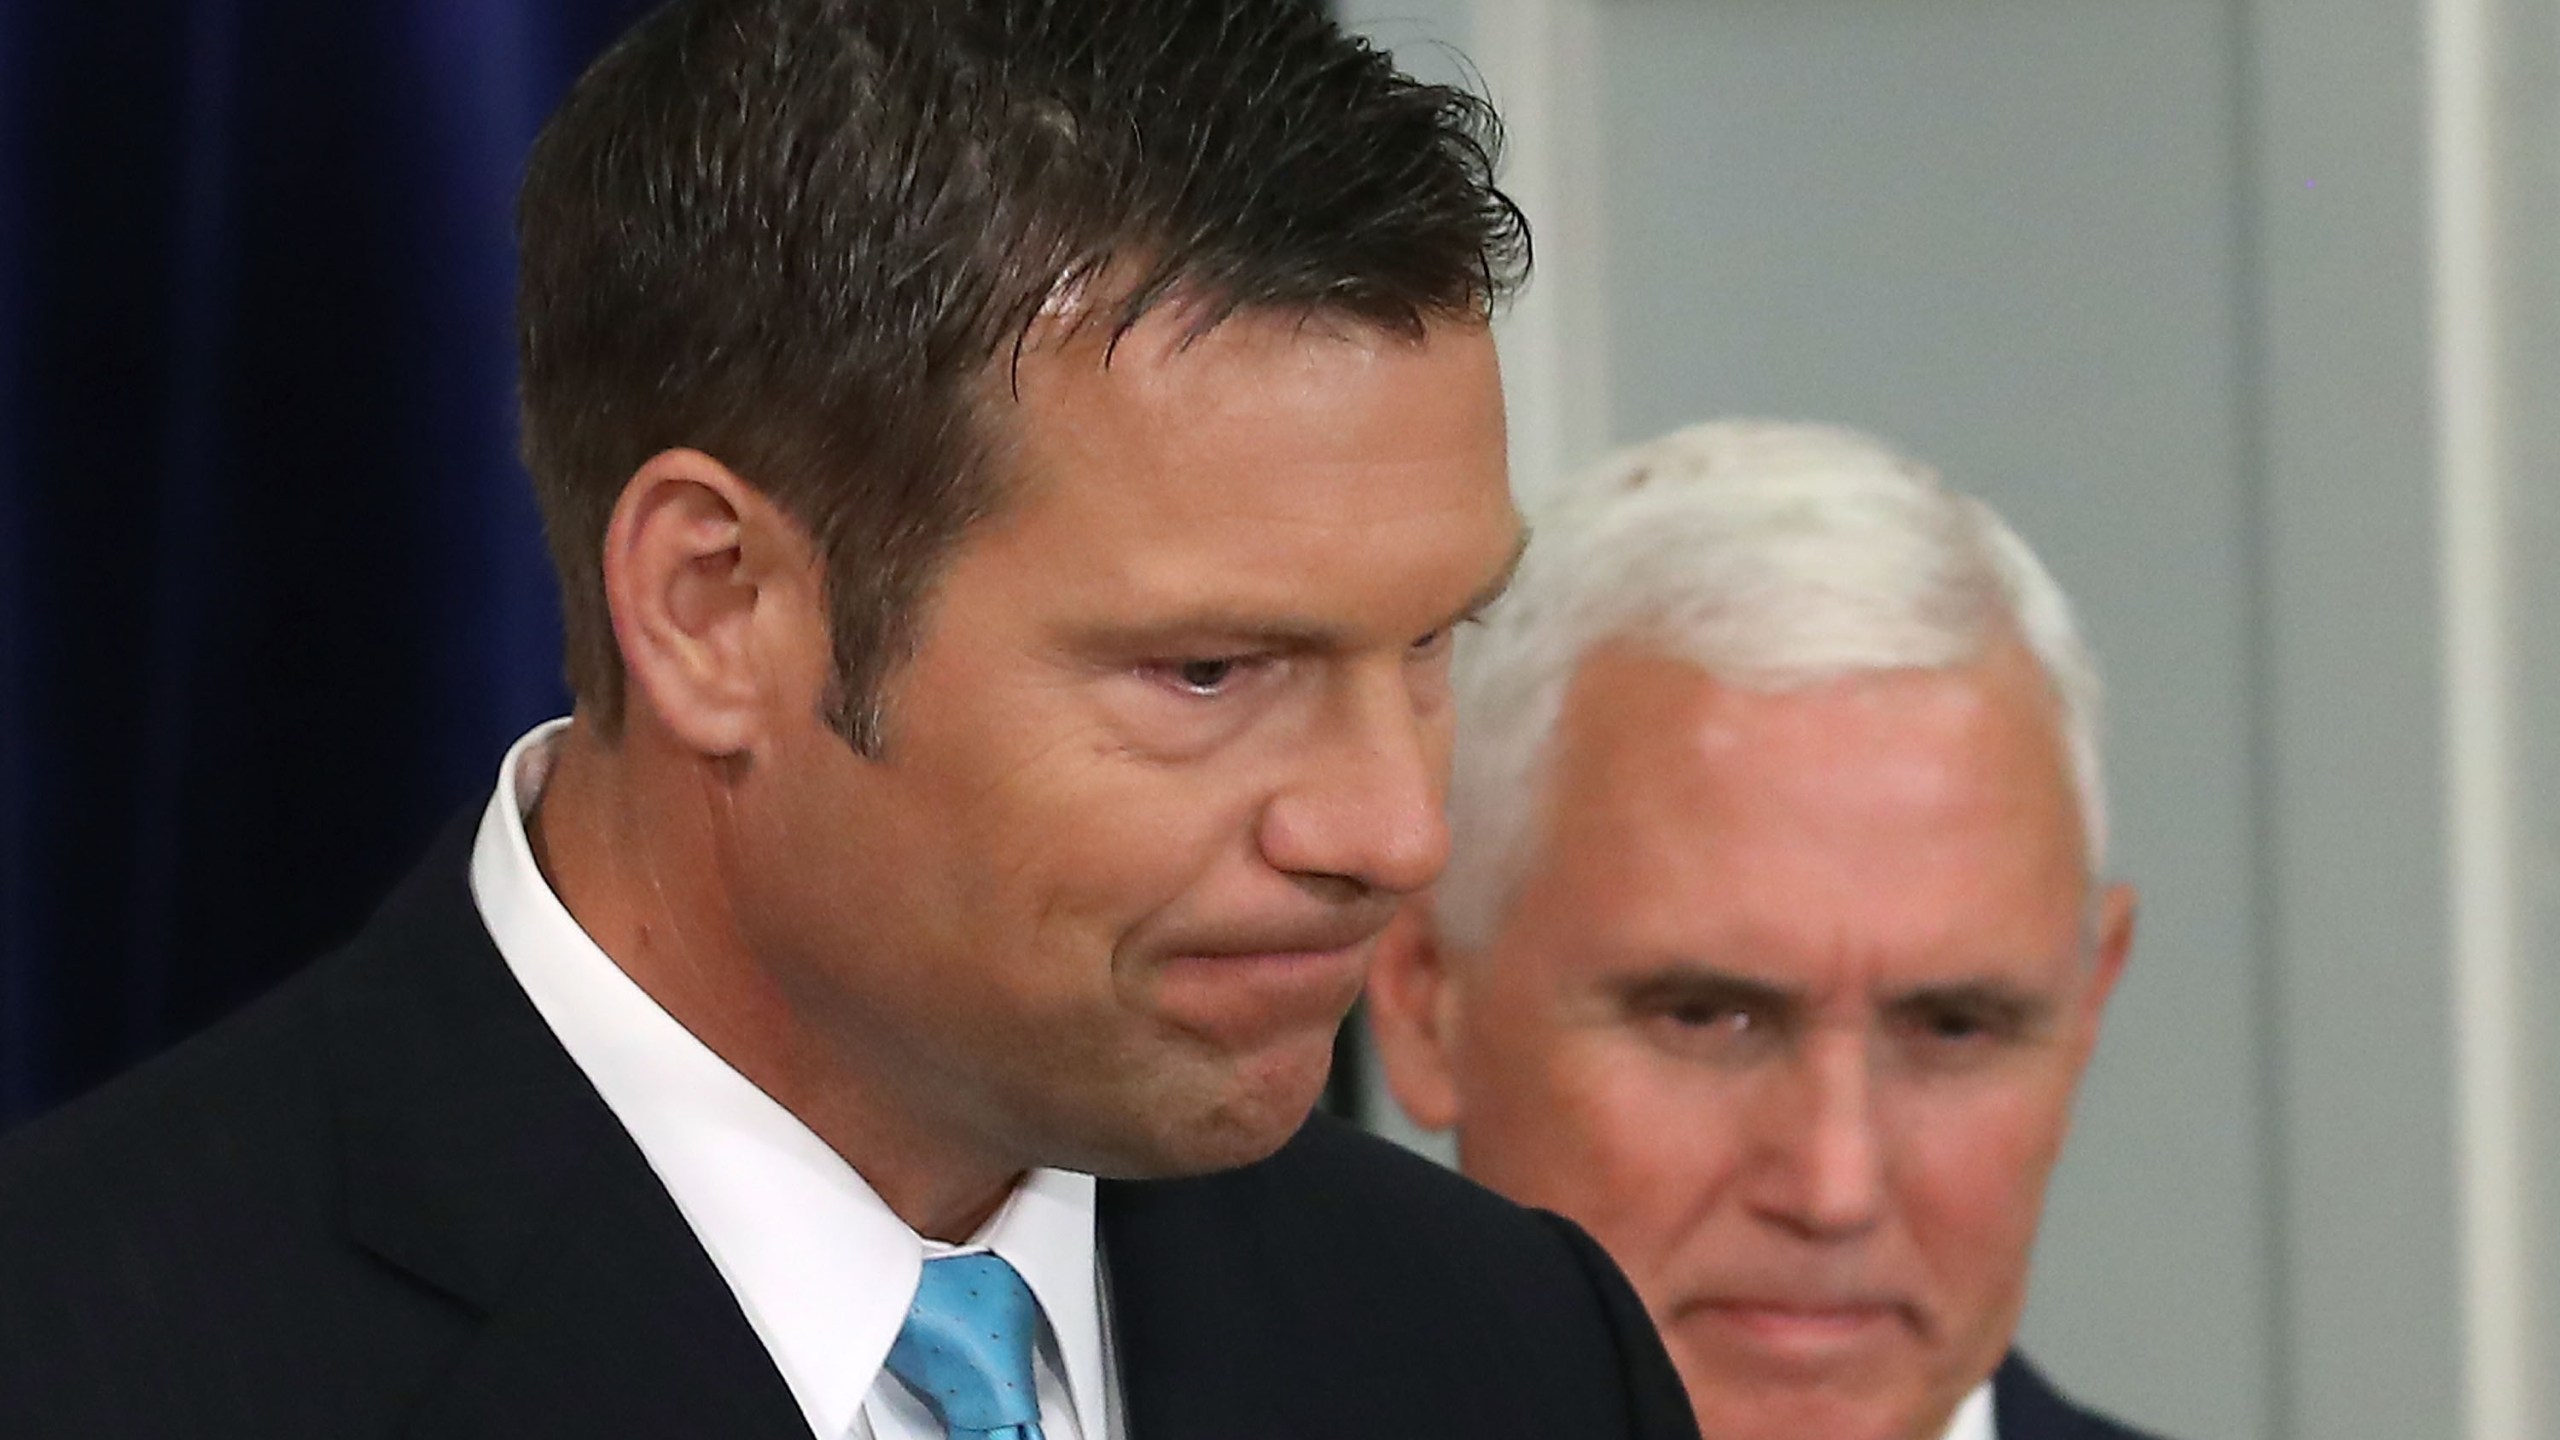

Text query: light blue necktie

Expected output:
[884,1252,1049,1440]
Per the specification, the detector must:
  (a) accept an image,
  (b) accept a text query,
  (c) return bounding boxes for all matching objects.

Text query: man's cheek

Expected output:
[1544,1045,1714,1232]
[1896,1090,2067,1286]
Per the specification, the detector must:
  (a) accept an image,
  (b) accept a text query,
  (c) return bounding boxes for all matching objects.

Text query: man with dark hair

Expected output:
[0,3,1698,1437]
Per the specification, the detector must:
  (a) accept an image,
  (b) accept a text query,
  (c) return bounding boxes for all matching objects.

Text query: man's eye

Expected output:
[1633,993,1782,1066]
[1177,659,1233,691]
[1665,1001,1756,1033]
[1156,657,1248,696]
[1899,1000,2026,1051]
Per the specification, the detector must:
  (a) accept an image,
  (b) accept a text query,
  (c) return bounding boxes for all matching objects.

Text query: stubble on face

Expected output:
[715,303,1520,1201]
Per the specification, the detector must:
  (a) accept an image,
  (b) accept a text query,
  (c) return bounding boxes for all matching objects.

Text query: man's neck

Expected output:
[527,717,1023,1242]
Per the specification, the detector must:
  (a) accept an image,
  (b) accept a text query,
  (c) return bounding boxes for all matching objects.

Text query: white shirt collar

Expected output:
[1943,1378,1997,1440]
[467,719,1109,1440]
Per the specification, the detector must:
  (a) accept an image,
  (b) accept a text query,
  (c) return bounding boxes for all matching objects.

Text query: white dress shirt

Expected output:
[1944,1379,1996,1440]
[467,720,1121,1440]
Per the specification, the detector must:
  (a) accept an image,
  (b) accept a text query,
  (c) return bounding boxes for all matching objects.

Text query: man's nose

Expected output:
[1744,1034,1889,1241]
[1254,663,1451,898]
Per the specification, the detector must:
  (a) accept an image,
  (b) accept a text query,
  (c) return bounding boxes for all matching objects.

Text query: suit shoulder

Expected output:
[1243,1111,1575,1244]
[1101,1115,1700,1438]
[1192,1114,1634,1311]
[1995,1352,2178,1440]
[0,879,507,1436]
[0,956,334,1227]
[0,961,364,1370]
[0,811,481,1238]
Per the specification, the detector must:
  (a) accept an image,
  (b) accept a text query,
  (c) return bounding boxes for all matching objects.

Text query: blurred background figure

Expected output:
[1335,9,2559,1440]
[1368,419,2159,1440]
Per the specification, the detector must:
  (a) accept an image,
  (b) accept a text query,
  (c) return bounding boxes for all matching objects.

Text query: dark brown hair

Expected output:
[517,0,1529,751]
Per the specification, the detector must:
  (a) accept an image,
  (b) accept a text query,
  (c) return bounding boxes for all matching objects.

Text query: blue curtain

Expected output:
[0,0,657,1130]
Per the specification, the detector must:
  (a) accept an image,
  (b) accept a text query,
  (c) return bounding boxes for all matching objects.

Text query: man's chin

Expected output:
[1072,1037,1338,1179]
[1679,1367,1948,1440]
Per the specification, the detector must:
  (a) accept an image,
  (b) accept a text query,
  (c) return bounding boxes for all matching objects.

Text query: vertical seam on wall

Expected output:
[2222,2,2294,1436]
[1471,0,1612,499]
[2424,0,2533,1435]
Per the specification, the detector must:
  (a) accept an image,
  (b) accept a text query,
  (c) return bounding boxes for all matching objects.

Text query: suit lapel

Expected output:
[1991,1351,2117,1440]
[397,1141,811,1440]
[319,817,809,1440]
[1098,1169,1360,1440]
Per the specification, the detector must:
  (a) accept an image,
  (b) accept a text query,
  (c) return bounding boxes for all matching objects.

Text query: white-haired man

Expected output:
[1368,421,2166,1440]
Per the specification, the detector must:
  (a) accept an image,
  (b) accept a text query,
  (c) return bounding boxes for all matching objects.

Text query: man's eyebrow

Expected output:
[1881,979,2058,1025]
[1609,963,1799,1017]
[1062,527,1532,658]
[1064,612,1344,656]
[1453,526,1531,626]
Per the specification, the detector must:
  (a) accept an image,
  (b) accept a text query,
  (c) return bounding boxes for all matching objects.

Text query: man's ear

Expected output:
[1364,896,1466,1131]
[2075,881,2138,1056]
[601,447,825,758]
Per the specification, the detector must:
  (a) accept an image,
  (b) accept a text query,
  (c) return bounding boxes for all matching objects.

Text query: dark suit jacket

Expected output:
[0,816,1697,1439]
[1995,1352,2169,1440]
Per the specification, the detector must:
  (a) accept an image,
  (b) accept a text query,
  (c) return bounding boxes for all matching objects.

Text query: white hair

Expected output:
[1437,419,2108,953]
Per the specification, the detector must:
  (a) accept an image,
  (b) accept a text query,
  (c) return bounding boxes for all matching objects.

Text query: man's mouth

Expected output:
[1680,1294,1919,1368]
[1147,921,1384,1046]
[1169,905,1398,961]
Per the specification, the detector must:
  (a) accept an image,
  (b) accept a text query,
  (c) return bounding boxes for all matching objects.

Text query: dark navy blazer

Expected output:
[1996,1352,2172,1440]
[0,816,1697,1440]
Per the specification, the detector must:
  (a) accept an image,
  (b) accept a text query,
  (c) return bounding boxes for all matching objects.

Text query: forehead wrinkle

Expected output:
[1592,652,2075,870]
[1003,313,1507,510]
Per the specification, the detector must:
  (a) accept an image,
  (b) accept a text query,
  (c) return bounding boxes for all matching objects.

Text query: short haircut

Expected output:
[1437,420,2108,953]
[517,0,1530,750]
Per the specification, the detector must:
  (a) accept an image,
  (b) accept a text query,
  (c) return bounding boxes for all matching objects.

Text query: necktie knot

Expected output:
[883,1252,1047,1440]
